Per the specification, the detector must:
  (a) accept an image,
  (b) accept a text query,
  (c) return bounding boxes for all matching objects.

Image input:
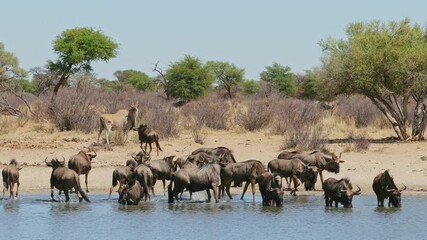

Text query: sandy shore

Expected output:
[1,130,427,197]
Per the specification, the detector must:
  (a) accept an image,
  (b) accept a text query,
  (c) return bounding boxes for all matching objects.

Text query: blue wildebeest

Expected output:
[168,163,221,203]
[372,170,406,207]
[67,148,97,192]
[323,177,361,208]
[134,124,163,156]
[46,158,90,202]
[278,150,343,189]
[97,103,139,145]
[2,159,22,200]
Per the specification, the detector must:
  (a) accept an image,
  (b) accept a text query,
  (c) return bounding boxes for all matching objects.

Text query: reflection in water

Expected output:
[0,195,426,240]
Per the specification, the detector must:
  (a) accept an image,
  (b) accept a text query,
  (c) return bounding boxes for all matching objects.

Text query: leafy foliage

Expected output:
[114,69,155,91]
[207,61,244,98]
[165,55,214,102]
[260,63,296,95]
[240,79,260,96]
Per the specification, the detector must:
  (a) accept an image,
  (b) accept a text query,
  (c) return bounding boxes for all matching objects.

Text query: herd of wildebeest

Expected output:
[1,104,407,208]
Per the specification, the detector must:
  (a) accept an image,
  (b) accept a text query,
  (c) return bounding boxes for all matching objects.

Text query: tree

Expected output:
[0,42,35,116]
[260,63,297,96]
[241,79,260,96]
[164,55,214,102]
[206,61,244,98]
[30,67,58,96]
[299,70,319,100]
[114,69,155,91]
[318,18,427,141]
[48,27,118,108]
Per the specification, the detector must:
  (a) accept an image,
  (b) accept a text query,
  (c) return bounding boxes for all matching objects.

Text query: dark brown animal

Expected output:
[219,160,266,201]
[46,158,90,202]
[2,159,21,200]
[191,147,236,165]
[372,170,406,207]
[257,172,284,207]
[108,159,138,200]
[68,148,97,192]
[267,158,317,195]
[323,177,361,208]
[133,164,154,201]
[118,180,143,205]
[134,124,163,156]
[278,150,343,189]
[168,163,221,203]
[147,155,175,195]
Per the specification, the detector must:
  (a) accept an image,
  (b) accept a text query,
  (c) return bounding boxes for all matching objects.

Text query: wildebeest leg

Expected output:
[151,179,157,196]
[225,181,233,199]
[241,181,251,200]
[15,180,19,197]
[50,186,55,201]
[212,185,219,203]
[64,190,70,202]
[334,201,338,208]
[377,197,384,207]
[9,182,14,200]
[291,176,299,196]
[325,196,329,206]
[318,170,324,189]
[149,143,153,155]
[2,181,6,200]
[162,179,166,196]
[206,189,211,202]
[251,179,256,202]
[85,173,89,192]
[285,177,291,189]
[97,125,103,144]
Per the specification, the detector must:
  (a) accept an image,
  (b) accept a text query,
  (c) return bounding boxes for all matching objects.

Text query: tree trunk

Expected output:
[411,96,427,141]
[369,96,410,141]
[49,73,69,114]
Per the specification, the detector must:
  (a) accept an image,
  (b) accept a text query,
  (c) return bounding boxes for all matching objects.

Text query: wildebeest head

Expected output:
[81,148,97,161]
[45,157,65,169]
[338,179,361,208]
[386,184,406,207]
[131,150,151,164]
[300,166,318,191]
[324,161,340,174]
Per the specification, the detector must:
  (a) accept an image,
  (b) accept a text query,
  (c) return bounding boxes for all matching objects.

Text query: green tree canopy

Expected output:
[165,55,214,102]
[260,63,296,96]
[114,69,155,91]
[48,27,119,107]
[318,18,427,140]
[206,61,245,98]
[240,79,260,96]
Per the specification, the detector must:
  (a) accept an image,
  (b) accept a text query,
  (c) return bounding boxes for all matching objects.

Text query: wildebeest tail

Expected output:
[155,135,163,152]
[75,176,90,202]
[112,170,119,188]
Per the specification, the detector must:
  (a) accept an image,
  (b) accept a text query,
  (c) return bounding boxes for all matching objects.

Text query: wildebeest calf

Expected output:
[2,159,21,200]
[118,180,143,205]
[134,124,163,156]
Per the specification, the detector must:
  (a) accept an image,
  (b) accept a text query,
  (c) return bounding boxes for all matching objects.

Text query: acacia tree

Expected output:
[318,18,427,140]
[164,55,213,103]
[0,42,34,116]
[114,69,155,91]
[48,27,118,108]
[206,61,244,98]
[260,63,297,96]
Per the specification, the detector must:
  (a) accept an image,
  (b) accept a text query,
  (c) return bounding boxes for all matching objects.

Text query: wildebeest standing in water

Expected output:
[323,177,361,208]
[267,158,317,195]
[67,148,97,192]
[372,170,406,207]
[278,150,343,189]
[134,124,163,156]
[118,180,144,205]
[219,160,265,201]
[46,158,90,202]
[133,164,154,201]
[191,147,236,166]
[97,103,139,146]
[108,159,138,200]
[2,159,22,200]
[257,172,284,207]
[168,163,221,203]
[147,155,175,195]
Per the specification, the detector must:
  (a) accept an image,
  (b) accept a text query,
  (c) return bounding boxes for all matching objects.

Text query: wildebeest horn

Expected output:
[131,152,137,160]
[62,156,66,164]
[386,185,396,193]
[354,185,362,195]
[44,157,48,163]
[400,184,407,192]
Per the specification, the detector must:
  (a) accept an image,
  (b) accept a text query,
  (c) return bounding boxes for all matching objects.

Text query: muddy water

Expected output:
[0,194,426,240]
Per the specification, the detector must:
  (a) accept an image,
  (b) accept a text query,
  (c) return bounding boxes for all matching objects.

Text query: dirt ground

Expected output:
[1,128,427,197]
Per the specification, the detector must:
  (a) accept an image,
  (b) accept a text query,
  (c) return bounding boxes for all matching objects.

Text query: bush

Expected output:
[236,99,272,131]
[182,94,231,130]
[51,87,98,133]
